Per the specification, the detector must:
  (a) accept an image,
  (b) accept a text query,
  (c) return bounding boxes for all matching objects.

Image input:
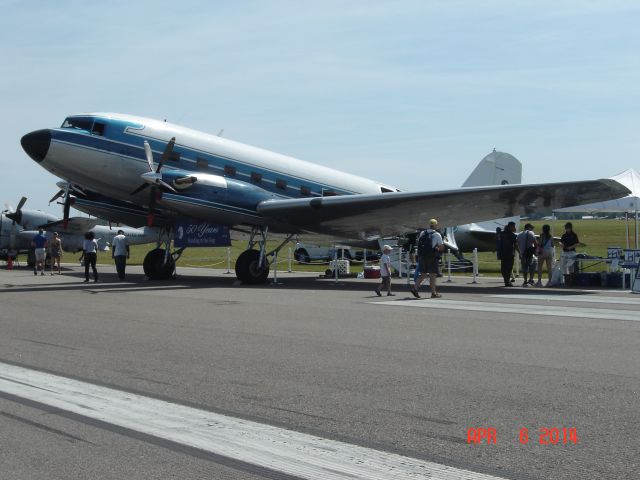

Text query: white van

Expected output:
[294,243,352,263]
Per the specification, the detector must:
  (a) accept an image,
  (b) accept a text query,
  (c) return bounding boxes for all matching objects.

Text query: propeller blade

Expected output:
[157,137,176,173]
[49,189,65,204]
[131,183,149,195]
[63,196,71,230]
[158,179,178,193]
[143,141,154,172]
[16,196,27,211]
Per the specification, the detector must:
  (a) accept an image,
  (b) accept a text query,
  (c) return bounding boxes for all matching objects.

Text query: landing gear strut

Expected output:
[143,226,185,280]
[235,226,294,284]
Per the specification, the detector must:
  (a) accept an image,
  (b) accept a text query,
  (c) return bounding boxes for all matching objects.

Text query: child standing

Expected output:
[375,245,395,297]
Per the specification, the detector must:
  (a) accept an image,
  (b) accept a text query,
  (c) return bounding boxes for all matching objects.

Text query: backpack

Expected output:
[417,230,435,258]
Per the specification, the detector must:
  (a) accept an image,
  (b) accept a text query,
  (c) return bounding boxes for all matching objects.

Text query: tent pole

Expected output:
[626,212,630,249]
[636,210,638,250]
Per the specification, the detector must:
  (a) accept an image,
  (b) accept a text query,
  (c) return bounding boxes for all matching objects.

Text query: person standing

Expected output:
[536,224,554,286]
[499,221,518,287]
[375,245,394,297]
[81,231,99,283]
[111,230,130,280]
[560,222,580,283]
[50,232,63,275]
[410,218,444,298]
[31,228,48,276]
[517,223,537,287]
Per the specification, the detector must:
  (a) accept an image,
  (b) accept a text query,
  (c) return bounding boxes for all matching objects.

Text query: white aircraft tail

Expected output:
[462,150,522,188]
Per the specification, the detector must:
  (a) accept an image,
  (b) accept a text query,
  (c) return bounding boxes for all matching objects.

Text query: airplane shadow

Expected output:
[0,266,609,297]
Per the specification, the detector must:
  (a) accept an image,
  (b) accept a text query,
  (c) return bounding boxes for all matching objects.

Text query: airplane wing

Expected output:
[39,217,98,234]
[256,179,629,240]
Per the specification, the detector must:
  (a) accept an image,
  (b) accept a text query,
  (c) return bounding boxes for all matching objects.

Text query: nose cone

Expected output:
[21,129,51,163]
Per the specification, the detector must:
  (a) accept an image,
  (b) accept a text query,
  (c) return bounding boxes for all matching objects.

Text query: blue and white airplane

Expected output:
[21,113,629,282]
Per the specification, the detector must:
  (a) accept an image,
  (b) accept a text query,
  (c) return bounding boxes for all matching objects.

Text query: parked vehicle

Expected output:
[294,243,352,263]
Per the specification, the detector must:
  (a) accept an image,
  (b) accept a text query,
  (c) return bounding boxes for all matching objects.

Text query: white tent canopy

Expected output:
[555,168,640,249]
[555,169,640,213]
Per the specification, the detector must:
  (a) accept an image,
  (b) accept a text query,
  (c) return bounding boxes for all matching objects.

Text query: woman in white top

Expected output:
[80,231,99,282]
[536,224,554,287]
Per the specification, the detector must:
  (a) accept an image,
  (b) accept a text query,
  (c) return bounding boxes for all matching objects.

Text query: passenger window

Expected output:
[196,157,208,170]
[322,189,337,196]
[251,172,262,183]
[300,186,311,196]
[224,165,236,177]
[276,179,287,190]
[92,122,106,136]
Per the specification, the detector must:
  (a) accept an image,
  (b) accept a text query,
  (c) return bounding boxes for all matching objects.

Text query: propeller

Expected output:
[5,196,27,225]
[49,184,73,229]
[130,138,178,226]
[4,197,26,250]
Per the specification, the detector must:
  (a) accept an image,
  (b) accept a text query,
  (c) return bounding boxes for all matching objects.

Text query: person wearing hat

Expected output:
[517,223,537,287]
[499,221,518,287]
[410,218,444,298]
[375,244,395,297]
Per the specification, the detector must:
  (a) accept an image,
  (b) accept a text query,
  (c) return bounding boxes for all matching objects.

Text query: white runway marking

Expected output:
[0,362,506,480]
[488,294,640,306]
[373,299,640,322]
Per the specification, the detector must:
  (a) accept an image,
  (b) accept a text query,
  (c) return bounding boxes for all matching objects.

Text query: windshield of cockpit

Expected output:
[61,116,94,131]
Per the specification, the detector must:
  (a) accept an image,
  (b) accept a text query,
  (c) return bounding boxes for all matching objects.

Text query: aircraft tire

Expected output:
[235,249,269,284]
[295,249,310,264]
[143,248,175,280]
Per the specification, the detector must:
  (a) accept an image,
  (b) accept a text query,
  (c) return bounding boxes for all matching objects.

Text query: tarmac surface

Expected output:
[1,263,639,479]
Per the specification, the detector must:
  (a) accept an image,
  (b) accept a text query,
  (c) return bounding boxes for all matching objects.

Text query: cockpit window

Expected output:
[61,116,94,131]
[92,122,106,136]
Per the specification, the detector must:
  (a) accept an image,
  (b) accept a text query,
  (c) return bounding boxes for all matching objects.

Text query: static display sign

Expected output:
[173,220,231,247]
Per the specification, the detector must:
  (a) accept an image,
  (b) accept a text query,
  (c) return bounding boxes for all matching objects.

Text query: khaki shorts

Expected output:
[35,248,46,262]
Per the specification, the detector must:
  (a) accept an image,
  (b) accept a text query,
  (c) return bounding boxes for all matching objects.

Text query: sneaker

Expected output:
[431,293,442,298]
[410,287,421,298]
[522,282,529,287]
[535,281,542,287]
[528,280,535,286]
[374,289,381,297]
[387,293,395,296]
[34,270,37,276]
[83,279,89,283]
[505,283,514,287]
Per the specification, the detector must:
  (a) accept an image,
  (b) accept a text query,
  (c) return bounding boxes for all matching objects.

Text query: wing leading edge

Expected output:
[256,179,629,240]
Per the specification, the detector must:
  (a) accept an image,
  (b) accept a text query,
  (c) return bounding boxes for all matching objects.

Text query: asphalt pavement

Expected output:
[0,264,638,479]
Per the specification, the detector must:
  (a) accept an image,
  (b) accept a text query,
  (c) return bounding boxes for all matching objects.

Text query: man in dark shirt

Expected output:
[499,221,518,287]
[560,222,580,277]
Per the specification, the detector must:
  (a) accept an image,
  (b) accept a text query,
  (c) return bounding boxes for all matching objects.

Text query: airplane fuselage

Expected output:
[22,113,399,229]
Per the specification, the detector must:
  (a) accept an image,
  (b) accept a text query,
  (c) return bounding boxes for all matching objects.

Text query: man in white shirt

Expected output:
[410,218,444,298]
[111,230,130,280]
[516,223,537,287]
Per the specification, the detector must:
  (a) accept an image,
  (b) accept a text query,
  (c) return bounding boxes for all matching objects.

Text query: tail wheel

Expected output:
[143,248,175,280]
[235,249,270,284]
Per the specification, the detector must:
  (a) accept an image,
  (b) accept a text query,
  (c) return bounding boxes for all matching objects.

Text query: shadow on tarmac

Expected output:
[0,265,607,297]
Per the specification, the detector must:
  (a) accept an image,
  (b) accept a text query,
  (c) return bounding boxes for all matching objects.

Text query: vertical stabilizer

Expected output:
[462,150,522,188]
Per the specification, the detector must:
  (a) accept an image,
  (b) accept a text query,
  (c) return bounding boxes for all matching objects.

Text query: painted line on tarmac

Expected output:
[373,299,640,322]
[0,362,507,480]
[488,294,640,306]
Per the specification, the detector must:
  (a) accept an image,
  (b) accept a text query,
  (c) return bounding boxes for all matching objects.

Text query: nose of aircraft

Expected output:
[21,129,51,163]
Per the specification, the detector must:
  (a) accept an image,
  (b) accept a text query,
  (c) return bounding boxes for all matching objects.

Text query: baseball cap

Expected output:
[382,245,393,251]
[429,218,438,226]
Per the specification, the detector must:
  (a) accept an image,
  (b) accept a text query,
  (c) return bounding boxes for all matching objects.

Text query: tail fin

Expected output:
[462,150,522,187]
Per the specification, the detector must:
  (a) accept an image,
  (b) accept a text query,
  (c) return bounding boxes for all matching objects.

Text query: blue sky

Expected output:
[1,0,638,215]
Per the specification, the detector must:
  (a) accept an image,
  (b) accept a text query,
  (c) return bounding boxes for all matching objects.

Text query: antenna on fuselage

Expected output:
[217,129,224,137]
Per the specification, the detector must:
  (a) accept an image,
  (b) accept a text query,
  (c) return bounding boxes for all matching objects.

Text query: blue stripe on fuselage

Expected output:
[52,118,357,198]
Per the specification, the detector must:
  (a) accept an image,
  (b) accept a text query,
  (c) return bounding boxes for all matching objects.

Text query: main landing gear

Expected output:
[143,227,185,280]
[235,226,294,284]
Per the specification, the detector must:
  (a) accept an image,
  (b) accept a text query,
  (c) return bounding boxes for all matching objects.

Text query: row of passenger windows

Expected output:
[194,158,336,196]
